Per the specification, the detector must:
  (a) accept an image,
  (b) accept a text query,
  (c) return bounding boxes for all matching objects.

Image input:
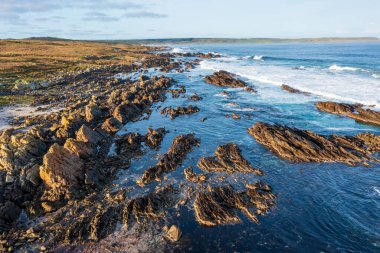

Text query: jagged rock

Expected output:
[248,122,380,165]
[281,84,310,95]
[113,102,141,124]
[184,167,207,183]
[198,144,264,175]
[101,117,123,134]
[123,185,179,227]
[76,125,102,144]
[39,143,85,189]
[145,128,166,149]
[316,101,380,126]
[165,225,182,242]
[194,185,275,226]
[138,134,200,185]
[204,71,247,88]
[64,139,96,159]
[161,105,200,120]
[85,104,103,123]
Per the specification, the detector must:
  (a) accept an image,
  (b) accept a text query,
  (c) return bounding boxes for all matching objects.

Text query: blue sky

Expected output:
[0,0,379,39]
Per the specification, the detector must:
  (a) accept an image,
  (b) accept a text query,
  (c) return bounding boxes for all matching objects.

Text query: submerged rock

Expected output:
[194,184,275,226]
[281,84,310,95]
[204,71,247,88]
[248,122,380,165]
[161,105,200,120]
[138,134,200,185]
[184,167,207,183]
[189,93,203,101]
[198,144,264,175]
[315,101,380,127]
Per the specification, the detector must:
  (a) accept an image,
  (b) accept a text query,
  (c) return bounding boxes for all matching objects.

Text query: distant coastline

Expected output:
[2,36,380,45]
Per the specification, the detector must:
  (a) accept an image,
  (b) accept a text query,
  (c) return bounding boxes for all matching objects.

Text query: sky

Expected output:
[0,0,379,40]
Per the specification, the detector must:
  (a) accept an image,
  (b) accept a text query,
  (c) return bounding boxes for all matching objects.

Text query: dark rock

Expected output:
[145,128,166,149]
[189,93,203,101]
[194,184,275,226]
[138,134,200,185]
[184,167,207,183]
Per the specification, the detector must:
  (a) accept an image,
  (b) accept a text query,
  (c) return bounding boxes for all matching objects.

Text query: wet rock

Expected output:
[0,201,21,224]
[101,117,123,134]
[123,185,179,228]
[39,143,85,189]
[161,105,200,120]
[116,133,143,157]
[232,113,241,120]
[198,144,264,175]
[204,71,247,88]
[194,184,275,226]
[184,167,207,183]
[189,93,203,101]
[248,122,380,165]
[145,128,167,149]
[138,134,200,185]
[281,84,310,95]
[316,101,380,126]
[168,85,186,98]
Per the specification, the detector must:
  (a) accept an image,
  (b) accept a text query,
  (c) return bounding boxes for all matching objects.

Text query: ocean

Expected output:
[115,42,380,252]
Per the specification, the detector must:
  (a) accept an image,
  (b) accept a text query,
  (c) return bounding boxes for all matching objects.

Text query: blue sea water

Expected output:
[115,42,380,252]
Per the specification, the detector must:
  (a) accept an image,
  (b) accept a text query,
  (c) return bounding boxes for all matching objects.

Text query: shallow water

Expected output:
[114,42,380,252]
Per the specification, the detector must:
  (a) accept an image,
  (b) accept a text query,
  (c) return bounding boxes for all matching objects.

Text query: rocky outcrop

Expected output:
[248,122,380,165]
[145,128,166,149]
[168,85,186,98]
[123,185,179,228]
[161,105,200,120]
[39,143,85,190]
[138,134,200,185]
[204,71,247,88]
[194,184,275,226]
[197,144,264,175]
[315,102,380,126]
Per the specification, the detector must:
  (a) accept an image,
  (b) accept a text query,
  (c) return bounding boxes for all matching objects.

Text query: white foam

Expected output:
[373,187,380,197]
[253,55,264,61]
[329,65,359,72]
[372,74,380,79]
[199,59,380,109]
[172,47,184,53]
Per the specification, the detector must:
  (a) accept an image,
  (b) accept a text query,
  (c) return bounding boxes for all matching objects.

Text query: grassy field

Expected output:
[0,39,153,105]
[0,40,152,86]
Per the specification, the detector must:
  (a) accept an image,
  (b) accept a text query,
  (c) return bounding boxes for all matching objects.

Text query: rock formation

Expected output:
[248,122,380,165]
[197,144,264,175]
[316,101,380,127]
[138,134,200,185]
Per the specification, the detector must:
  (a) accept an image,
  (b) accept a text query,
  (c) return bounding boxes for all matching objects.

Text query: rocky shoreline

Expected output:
[0,43,379,252]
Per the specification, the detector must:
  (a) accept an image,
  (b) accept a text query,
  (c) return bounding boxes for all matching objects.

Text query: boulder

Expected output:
[40,143,85,189]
